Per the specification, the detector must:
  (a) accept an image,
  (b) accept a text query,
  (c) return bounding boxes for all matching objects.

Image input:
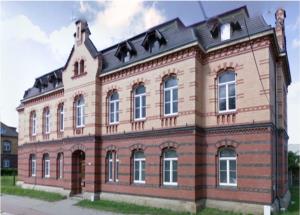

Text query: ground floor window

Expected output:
[163,149,178,185]
[30,154,36,177]
[3,159,10,168]
[219,148,237,186]
[107,151,118,182]
[43,154,50,178]
[133,151,145,183]
[57,153,63,179]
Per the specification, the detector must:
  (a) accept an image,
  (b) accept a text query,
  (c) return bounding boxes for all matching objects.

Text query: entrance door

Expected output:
[71,150,85,195]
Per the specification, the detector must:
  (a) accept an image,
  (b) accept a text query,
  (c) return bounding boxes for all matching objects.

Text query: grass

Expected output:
[1,175,66,202]
[281,186,300,215]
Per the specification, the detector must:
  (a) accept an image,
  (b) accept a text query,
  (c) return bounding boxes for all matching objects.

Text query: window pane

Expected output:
[219,98,226,111]
[135,108,140,119]
[173,160,177,183]
[220,149,236,157]
[142,107,146,118]
[116,102,119,112]
[165,103,170,114]
[220,160,227,171]
[165,150,177,158]
[173,88,178,101]
[135,86,145,94]
[220,171,227,183]
[229,171,237,184]
[219,85,226,98]
[219,72,235,83]
[165,90,170,102]
[110,113,114,122]
[164,160,170,170]
[229,97,236,110]
[229,160,236,171]
[142,95,146,107]
[142,161,145,181]
[116,112,119,122]
[228,84,235,97]
[135,97,140,107]
[110,103,114,113]
[134,151,145,159]
[111,92,119,101]
[165,78,177,88]
[109,162,112,179]
[164,170,170,182]
[134,161,140,180]
[173,101,178,113]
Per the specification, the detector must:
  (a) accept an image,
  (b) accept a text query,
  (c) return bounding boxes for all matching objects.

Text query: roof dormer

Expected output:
[114,41,136,63]
[142,29,166,53]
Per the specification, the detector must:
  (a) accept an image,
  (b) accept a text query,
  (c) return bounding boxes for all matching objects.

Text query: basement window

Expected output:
[220,23,231,41]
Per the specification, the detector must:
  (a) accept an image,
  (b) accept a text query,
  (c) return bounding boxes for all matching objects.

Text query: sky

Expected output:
[0,1,299,145]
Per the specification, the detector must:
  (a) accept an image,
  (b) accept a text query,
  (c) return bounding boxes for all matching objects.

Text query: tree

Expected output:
[288,151,300,171]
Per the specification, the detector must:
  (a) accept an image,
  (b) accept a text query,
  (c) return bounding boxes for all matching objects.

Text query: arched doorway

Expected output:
[71,150,85,195]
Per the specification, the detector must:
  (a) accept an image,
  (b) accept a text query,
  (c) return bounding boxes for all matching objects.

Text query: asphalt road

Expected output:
[1,194,121,215]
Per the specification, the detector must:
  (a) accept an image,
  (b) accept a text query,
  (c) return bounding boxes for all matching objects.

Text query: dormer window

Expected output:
[142,29,166,53]
[221,23,231,41]
[115,41,136,63]
[124,51,130,63]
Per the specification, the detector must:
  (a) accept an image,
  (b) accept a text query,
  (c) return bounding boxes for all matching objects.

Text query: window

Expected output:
[163,149,178,185]
[30,154,36,177]
[164,77,178,116]
[149,40,160,53]
[219,148,237,186]
[80,60,84,74]
[74,62,79,76]
[44,108,50,134]
[43,154,50,178]
[76,96,85,128]
[134,86,146,120]
[133,151,145,183]
[109,92,119,124]
[218,72,236,112]
[57,153,63,179]
[107,151,118,182]
[3,159,10,168]
[123,51,131,63]
[31,111,37,136]
[3,141,11,152]
[58,104,64,131]
[221,23,231,41]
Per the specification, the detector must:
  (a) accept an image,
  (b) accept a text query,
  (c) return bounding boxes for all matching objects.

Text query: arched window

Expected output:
[80,60,84,74]
[43,153,50,178]
[133,151,145,183]
[109,92,119,124]
[74,62,79,76]
[76,96,85,128]
[218,72,236,112]
[107,151,118,182]
[164,77,178,116]
[219,148,237,186]
[31,111,37,136]
[30,154,36,177]
[3,141,11,152]
[163,149,178,185]
[134,85,146,120]
[43,108,50,134]
[57,153,63,179]
[58,104,64,132]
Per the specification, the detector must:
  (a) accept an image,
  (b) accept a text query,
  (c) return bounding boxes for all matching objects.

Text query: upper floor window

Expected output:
[133,151,145,183]
[76,96,85,128]
[134,86,146,120]
[219,148,237,186]
[31,111,37,136]
[221,23,231,41]
[109,92,119,124]
[3,141,11,152]
[43,108,50,134]
[43,153,50,178]
[74,62,79,76]
[80,60,85,74]
[30,154,36,177]
[58,104,64,132]
[163,149,178,186]
[164,77,178,116]
[218,72,236,112]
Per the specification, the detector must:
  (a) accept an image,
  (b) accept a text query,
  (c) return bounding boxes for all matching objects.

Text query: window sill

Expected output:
[162,183,178,187]
[217,110,236,115]
[217,185,237,190]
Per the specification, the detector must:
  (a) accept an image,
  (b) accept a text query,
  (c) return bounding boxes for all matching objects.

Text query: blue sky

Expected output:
[0,1,299,144]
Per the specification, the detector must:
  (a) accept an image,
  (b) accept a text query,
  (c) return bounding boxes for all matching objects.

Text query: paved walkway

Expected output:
[1,194,121,215]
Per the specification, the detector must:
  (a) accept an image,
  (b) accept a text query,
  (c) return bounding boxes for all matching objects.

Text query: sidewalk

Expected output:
[1,194,121,215]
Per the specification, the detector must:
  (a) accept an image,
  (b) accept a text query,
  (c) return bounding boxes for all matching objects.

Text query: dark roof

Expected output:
[1,122,18,137]
[22,6,280,100]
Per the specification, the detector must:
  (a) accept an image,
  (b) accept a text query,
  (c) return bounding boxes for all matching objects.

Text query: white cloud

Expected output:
[288,81,300,145]
[292,38,300,48]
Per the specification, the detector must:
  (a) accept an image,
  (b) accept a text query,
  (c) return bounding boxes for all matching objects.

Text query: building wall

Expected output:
[1,135,18,169]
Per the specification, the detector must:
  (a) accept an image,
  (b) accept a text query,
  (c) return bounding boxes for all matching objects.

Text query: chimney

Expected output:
[74,19,91,47]
[275,8,286,52]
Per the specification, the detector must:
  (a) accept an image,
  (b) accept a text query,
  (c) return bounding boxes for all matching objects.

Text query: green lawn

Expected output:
[1,176,66,202]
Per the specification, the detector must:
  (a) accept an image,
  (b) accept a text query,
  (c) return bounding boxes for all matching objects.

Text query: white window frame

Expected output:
[164,79,178,116]
[134,86,146,120]
[123,51,130,63]
[109,93,119,125]
[31,156,36,177]
[219,151,237,186]
[59,105,64,132]
[3,141,11,152]
[115,155,119,182]
[3,159,10,168]
[133,152,145,184]
[45,109,50,134]
[108,152,113,182]
[58,153,63,179]
[44,156,50,178]
[32,112,37,136]
[218,73,236,113]
[221,23,231,41]
[163,151,178,186]
[76,97,85,128]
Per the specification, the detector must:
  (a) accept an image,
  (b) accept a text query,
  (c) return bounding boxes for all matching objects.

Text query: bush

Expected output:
[1,168,17,176]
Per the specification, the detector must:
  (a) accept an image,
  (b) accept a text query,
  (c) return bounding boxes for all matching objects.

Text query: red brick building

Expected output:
[17,6,291,213]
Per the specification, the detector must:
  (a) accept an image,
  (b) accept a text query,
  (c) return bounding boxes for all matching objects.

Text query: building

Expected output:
[1,122,18,169]
[17,6,291,214]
